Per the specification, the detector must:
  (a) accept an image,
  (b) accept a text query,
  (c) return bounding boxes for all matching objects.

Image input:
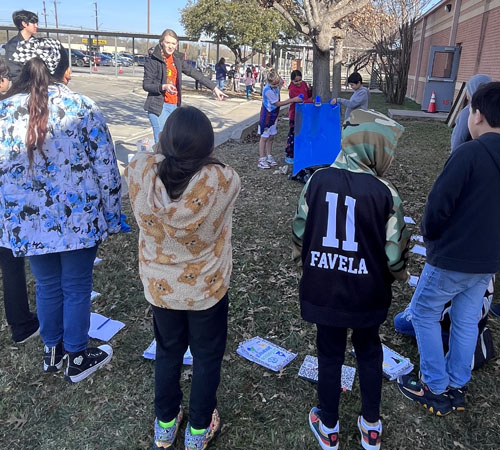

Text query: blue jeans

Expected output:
[148,103,177,144]
[217,79,225,90]
[409,263,492,393]
[245,85,252,99]
[28,246,98,353]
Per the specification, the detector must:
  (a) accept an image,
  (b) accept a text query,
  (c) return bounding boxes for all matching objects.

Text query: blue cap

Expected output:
[299,93,304,99]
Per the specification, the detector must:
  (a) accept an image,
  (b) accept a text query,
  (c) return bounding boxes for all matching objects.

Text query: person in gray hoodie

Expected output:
[450,74,491,153]
[330,72,370,121]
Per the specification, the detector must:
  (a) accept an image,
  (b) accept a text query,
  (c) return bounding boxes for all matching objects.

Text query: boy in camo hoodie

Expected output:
[292,109,409,450]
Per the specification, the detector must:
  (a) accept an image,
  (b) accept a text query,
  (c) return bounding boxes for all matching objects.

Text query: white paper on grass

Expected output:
[298,355,356,391]
[237,336,297,372]
[142,339,193,365]
[410,235,424,243]
[404,216,416,225]
[94,257,103,266]
[89,312,125,341]
[410,245,427,256]
[408,275,420,288]
[90,290,101,301]
[381,344,414,381]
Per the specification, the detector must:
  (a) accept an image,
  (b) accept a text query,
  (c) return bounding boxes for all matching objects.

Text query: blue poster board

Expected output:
[293,103,341,175]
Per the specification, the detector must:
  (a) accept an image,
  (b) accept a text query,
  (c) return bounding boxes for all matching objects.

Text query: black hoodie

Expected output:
[423,132,500,273]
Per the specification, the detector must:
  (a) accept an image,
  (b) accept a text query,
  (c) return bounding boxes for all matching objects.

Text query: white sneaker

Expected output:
[357,416,382,450]
[258,157,270,169]
[267,154,278,166]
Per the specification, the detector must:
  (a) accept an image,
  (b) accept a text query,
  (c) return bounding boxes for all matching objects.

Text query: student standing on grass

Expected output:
[0,38,121,382]
[143,29,226,144]
[397,82,500,416]
[284,69,312,165]
[330,72,370,121]
[5,10,38,83]
[0,56,40,344]
[293,109,409,450]
[258,70,303,169]
[126,106,240,450]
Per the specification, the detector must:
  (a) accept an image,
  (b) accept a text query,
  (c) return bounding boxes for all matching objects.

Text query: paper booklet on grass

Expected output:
[298,355,356,391]
[143,339,193,365]
[237,336,297,372]
[381,344,413,381]
[351,344,413,381]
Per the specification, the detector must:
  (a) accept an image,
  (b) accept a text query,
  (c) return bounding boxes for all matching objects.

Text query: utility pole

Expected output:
[146,0,150,53]
[94,2,99,31]
[42,1,49,37]
[53,1,59,40]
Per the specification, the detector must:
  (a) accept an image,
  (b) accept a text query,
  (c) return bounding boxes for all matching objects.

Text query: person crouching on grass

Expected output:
[125,106,240,450]
[257,69,303,169]
[293,109,409,450]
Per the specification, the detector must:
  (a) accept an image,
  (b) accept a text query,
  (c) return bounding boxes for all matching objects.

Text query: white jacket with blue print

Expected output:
[0,83,121,256]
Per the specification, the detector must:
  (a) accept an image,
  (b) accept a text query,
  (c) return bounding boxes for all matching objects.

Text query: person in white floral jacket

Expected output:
[0,38,121,383]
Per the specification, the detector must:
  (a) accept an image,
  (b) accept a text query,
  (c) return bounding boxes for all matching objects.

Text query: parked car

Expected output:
[81,51,101,66]
[119,52,134,64]
[133,55,147,66]
[98,53,113,66]
[70,49,90,67]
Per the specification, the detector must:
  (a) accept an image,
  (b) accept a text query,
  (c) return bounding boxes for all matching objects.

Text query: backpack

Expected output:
[440,276,495,370]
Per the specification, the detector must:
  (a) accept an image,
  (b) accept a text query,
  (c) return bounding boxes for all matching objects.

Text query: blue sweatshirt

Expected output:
[422,132,500,273]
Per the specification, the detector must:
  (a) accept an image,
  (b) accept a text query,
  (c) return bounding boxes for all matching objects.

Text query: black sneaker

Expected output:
[43,342,64,372]
[64,345,113,383]
[397,374,452,416]
[447,386,467,411]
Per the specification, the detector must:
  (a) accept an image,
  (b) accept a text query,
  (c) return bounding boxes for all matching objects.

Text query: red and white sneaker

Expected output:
[258,157,270,169]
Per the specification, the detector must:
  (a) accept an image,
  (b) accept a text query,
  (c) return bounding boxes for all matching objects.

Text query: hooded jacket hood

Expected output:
[466,74,492,98]
[332,109,404,177]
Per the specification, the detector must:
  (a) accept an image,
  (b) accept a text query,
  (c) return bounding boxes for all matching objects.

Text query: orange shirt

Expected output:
[164,54,178,105]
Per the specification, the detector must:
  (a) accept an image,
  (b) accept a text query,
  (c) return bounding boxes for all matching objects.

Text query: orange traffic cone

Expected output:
[93,62,98,72]
[119,67,123,74]
[427,91,436,113]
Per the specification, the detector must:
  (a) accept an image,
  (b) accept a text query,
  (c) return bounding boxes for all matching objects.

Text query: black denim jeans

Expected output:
[0,247,38,342]
[152,294,228,429]
[317,324,382,426]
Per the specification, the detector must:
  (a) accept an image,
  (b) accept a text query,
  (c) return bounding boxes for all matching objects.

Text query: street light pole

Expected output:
[146,0,150,52]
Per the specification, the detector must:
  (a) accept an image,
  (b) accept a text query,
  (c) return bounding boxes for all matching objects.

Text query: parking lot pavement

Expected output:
[68,73,261,195]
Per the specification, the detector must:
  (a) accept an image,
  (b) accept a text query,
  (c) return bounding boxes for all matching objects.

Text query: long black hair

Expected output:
[158,106,223,200]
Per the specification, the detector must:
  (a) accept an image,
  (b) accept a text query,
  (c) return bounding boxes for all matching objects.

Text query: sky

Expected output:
[0,0,189,35]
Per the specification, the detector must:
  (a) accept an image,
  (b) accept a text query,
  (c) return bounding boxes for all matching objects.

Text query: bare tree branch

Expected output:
[271,1,310,35]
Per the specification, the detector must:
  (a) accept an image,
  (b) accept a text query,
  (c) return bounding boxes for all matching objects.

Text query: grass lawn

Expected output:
[1,93,499,449]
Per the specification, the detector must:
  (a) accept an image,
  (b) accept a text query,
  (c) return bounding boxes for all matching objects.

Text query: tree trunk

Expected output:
[312,42,331,101]
[332,38,343,99]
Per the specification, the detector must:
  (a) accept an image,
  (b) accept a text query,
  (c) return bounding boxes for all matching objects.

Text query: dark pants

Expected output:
[153,294,229,429]
[317,324,382,427]
[0,247,38,342]
[285,119,295,158]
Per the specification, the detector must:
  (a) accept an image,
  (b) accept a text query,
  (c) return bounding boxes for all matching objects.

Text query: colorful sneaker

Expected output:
[43,342,64,372]
[357,416,382,450]
[267,154,278,166]
[154,407,184,449]
[308,407,339,450]
[284,157,294,165]
[447,386,467,411]
[258,157,270,169]
[397,374,452,416]
[184,408,221,450]
[64,344,113,383]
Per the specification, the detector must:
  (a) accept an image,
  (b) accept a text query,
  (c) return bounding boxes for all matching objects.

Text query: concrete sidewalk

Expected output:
[69,74,263,195]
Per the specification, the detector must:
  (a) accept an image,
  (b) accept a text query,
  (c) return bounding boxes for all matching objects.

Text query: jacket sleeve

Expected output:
[450,107,471,153]
[82,100,122,234]
[421,148,470,240]
[5,37,22,82]
[182,58,216,90]
[384,185,410,281]
[292,180,311,264]
[338,89,368,110]
[143,57,164,95]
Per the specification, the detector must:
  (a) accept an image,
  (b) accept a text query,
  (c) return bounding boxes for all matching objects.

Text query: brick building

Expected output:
[407,0,500,106]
